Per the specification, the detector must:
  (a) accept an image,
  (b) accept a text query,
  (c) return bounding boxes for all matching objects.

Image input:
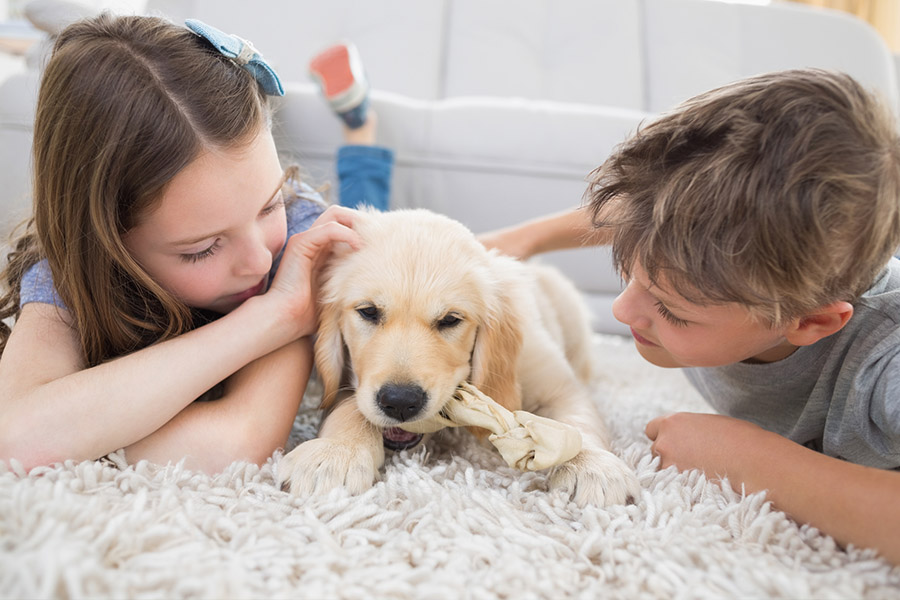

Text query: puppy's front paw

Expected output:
[278,438,383,496]
[549,448,640,507]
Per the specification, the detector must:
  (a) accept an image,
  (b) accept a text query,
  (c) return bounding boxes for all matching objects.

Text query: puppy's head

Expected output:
[314,209,525,451]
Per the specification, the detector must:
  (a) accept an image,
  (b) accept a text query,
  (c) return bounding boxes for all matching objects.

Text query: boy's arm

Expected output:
[646,412,900,565]
[477,206,610,260]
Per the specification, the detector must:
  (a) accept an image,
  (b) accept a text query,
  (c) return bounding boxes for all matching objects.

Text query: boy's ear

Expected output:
[784,301,854,346]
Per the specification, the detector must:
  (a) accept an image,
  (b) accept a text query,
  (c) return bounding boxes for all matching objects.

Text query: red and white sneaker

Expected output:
[309,42,370,128]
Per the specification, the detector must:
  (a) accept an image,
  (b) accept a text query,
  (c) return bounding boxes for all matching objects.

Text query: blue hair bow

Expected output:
[185,19,284,97]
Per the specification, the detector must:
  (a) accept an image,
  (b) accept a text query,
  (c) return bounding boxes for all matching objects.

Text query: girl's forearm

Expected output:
[123,337,313,472]
[3,295,297,468]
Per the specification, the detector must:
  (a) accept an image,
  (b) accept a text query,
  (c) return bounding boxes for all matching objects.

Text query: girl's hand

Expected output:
[264,205,362,337]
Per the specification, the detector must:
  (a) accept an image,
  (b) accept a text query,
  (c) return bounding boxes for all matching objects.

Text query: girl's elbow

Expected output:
[0,411,90,472]
[233,424,283,468]
[239,439,282,468]
[0,429,64,472]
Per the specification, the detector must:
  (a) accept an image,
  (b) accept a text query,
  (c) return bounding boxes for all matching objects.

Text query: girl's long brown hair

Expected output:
[0,13,270,365]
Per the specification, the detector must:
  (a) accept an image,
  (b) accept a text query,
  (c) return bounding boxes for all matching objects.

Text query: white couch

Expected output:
[1,0,897,334]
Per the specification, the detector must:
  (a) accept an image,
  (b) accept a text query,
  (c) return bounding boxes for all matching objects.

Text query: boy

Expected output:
[481,69,900,564]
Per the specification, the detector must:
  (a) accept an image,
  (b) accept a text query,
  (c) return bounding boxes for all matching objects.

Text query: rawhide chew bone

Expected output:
[397,381,582,471]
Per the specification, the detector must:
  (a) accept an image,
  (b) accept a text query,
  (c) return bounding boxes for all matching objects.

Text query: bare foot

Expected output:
[343,111,378,146]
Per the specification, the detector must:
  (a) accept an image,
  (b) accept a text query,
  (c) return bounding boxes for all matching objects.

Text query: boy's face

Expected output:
[612,262,797,367]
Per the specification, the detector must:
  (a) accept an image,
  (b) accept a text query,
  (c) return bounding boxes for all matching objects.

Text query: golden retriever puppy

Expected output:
[278,209,640,506]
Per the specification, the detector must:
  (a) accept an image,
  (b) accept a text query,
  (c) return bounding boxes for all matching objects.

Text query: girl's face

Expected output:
[611,262,797,367]
[124,129,287,314]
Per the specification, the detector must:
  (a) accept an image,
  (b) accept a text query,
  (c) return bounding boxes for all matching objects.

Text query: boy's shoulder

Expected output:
[825,258,900,370]
[852,257,900,332]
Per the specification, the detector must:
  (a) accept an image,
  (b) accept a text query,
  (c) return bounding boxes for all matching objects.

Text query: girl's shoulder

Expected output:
[20,259,65,309]
[286,180,328,237]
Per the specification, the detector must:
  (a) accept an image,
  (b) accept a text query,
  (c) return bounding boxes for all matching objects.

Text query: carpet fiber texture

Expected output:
[2,334,898,599]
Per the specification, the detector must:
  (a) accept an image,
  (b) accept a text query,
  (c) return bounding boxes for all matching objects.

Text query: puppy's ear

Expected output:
[470,284,524,414]
[314,298,345,412]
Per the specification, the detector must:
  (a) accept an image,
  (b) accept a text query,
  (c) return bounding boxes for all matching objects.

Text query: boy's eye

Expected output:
[181,240,221,263]
[655,301,689,327]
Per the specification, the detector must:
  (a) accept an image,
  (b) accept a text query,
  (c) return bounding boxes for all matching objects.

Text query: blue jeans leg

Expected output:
[336,145,394,211]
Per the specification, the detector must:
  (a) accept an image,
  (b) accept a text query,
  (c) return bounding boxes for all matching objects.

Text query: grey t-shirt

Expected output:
[685,258,900,469]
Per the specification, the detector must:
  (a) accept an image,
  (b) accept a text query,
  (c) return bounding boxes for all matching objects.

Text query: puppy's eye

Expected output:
[437,313,462,329]
[356,306,381,322]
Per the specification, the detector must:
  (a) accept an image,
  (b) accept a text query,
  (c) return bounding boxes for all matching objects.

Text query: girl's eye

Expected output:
[181,240,221,263]
[261,192,285,216]
[655,301,689,327]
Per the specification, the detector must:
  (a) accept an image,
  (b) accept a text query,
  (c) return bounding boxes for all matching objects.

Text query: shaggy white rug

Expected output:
[2,334,899,599]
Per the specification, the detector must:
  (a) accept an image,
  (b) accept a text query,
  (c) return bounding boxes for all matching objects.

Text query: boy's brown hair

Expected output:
[588,68,900,325]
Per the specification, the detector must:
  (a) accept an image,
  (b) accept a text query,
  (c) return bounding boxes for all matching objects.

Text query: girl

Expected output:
[0,14,360,473]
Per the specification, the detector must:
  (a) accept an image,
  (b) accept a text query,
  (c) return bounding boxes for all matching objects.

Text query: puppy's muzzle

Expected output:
[376,383,427,422]
[378,383,428,451]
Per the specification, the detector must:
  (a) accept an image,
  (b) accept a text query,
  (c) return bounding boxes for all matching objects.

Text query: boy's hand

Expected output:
[647,412,900,566]
[477,227,534,260]
[645,412,768,481]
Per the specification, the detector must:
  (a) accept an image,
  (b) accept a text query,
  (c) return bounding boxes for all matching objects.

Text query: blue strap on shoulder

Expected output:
[185,19,284,97]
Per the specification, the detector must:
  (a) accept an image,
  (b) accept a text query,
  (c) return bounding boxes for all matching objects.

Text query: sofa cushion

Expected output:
[644,0,899,113]
[443,0,645,110]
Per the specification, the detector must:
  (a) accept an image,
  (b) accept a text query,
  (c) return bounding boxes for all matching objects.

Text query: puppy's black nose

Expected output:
[376,383,427,422]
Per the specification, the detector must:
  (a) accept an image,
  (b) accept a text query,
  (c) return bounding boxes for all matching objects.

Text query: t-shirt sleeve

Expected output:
[19,259,66,309]
[268,183,329,280]
[839,341,900,469]
[287,182,328,237]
